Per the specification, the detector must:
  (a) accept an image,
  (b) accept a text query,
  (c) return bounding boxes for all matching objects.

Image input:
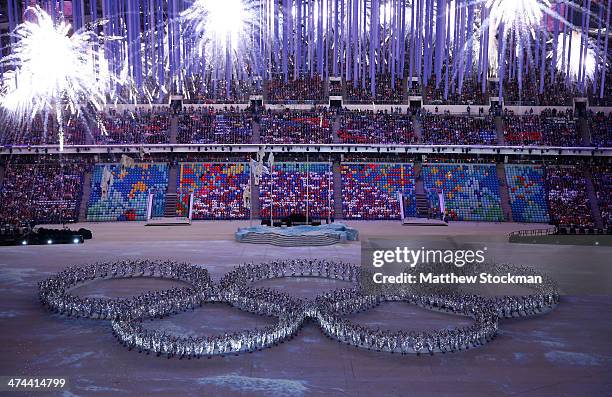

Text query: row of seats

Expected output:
[177,163,250,219]
[0,162,84,226]
[177,109,253,144]
[421,113,497,145]
[259,110,333,144]
[341,163,415,219]
[4,161,601,226]
[4,109,608,147]
[338,110,417,144]
[259,163,334,219]
[589,165,611,229]
[87,163,168,222]
[503,112,578,146]
[504,165,549,223]
[545,166,593,227]
[422,164,504,222]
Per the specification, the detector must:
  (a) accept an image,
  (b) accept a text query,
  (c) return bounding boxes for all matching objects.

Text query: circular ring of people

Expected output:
[38,258,560,358]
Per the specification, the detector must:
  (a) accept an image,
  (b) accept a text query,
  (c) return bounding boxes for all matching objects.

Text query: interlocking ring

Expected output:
[39,258,560,358]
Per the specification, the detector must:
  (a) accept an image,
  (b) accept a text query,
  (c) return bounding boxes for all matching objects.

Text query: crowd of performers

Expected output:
[39,258,559,358]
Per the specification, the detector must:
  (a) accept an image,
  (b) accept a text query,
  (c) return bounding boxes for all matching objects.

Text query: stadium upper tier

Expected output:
[1,108,609,148]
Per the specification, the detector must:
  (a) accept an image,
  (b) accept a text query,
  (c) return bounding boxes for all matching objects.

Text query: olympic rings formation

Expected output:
[38,258,560,358]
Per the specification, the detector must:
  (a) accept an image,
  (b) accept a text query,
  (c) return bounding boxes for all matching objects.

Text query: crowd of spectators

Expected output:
[0,161,84,226]
[177,108,252,144]
[338,109,416,144]
[545,166,593,227]
[503,109,578,146]
[588,111,612,147]
[346,76,404,103]
[259,163,333,219]
[0,114,90,146]
[421,112,497,145]
[341,163,415,219]
[259,109,333,144]
[266,74,324,103]
[177,162,250,219]
[424,78,488,105]
[100,108,170,144]
[183,75,258,104]
[590,165,612,229]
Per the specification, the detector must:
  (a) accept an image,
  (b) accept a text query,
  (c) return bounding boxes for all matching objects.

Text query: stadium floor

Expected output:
[1,221,611,396]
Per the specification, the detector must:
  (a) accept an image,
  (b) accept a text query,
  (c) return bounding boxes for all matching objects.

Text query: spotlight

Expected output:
[47,239,53,244]
[22,240,27,245]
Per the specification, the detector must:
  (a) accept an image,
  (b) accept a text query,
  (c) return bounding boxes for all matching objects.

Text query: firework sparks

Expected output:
[181,0,258,90]
[0,6,118,150]
[555,30,597,82]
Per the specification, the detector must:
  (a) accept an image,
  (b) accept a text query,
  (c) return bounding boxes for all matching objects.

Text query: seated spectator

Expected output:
[546,166,593,227]
[0,161,84,226]
[421,112,497,145]
[178,162,250,219]
[260,109,333,144]
[346,75,404,103]
[588,111,612,147]
[341,163,415,219]
[338,109,416,144]
[178,107,252,144]
[590,164,612,229]
[266,74,324,103]
[424,77,488,105]
[259,163,333,219]
[99,108,170,144]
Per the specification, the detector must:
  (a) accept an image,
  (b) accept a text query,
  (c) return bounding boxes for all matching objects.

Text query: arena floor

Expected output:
[1,221,611,396]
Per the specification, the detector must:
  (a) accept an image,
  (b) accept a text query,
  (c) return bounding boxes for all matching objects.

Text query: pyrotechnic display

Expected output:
[0,0,609,149]
[0,6,119,150]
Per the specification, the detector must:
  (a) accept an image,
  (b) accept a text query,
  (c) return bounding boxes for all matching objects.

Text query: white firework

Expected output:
[486,0,550,36]
[181,0,258,84]
[555,30,596,82]
[0,6,118,150]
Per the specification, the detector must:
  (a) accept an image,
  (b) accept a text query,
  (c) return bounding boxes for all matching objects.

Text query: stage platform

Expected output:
[145,217,191,226]
[235,223,359,246]
[402,217,448,226]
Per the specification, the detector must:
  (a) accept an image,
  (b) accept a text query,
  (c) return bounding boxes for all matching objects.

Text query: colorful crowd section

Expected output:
[422,164,504,222]
[177,163,250,219]
[87,163,168,221]
[341,163,415,220]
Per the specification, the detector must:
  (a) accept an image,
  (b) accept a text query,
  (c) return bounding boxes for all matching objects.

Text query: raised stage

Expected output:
[235,223,359,246]
[402,218,448,226]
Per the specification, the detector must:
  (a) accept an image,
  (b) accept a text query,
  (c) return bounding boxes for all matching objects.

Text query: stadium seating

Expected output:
[346,76,404,103]
[177,108,252,144]
[422,164,504,221]
[589,111,612,147]
[0,162,84,226]
[421,113,497,145]
[99,108,170,144]
[87,163,168,221]
[177,163,250,219]
[504,165,550,223]
[503,111,578,146]
[341,163,416,220]
[260,110,333,144]
[259,163,333,219]
[266,74,324,103]
[589,165,611,229]
[545,166,593,227]
[338,110,416,144]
